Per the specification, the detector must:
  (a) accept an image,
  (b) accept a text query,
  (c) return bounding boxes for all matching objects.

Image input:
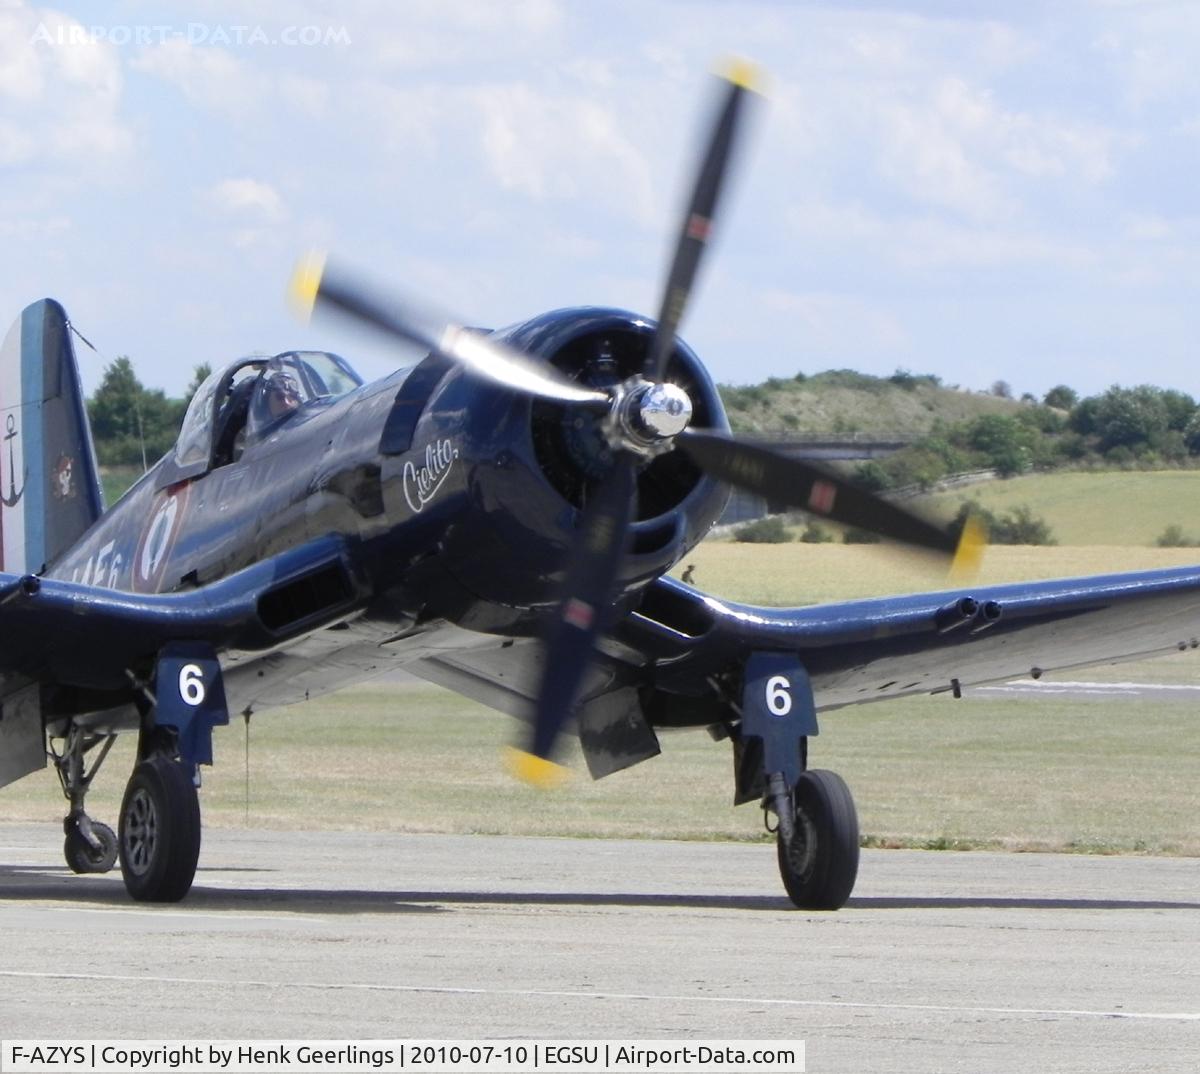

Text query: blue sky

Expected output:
[2,1,1199,401]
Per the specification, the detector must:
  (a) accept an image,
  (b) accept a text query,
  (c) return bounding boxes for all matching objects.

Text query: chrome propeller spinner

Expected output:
[600,377,695,458]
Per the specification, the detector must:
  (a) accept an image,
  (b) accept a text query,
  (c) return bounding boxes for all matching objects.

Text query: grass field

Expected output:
[99,466,143,508]
[2,678,1196,855]
[3,539,1198,855]
[920,469,1200,547]
[669,540,1200,606]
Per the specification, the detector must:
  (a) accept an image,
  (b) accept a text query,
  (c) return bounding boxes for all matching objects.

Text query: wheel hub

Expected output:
[785,811,818,882]
[123,787,159,877]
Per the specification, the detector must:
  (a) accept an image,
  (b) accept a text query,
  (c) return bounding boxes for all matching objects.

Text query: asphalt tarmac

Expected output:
[1,823,1197,1072]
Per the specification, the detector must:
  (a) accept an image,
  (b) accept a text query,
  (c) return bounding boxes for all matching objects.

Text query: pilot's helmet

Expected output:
[264,369,302,417]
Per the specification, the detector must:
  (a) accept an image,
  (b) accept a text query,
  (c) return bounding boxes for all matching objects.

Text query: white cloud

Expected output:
[0,11,45,102]
[1121,213,1171,242]
[0,119,34,166]
[1091,6,1200,110]
[131,39,328,123]
[876,77,1116,220]
[0,4,131,166]
[0,213,70,239]
[207,178,287,221]
[785,200,1094,270]
[4,0,1198,401]
[760,288,909,353]
[366,0,564,69]
[881,93,1004,219]
[131,39,259,115]
[472,82,657,223]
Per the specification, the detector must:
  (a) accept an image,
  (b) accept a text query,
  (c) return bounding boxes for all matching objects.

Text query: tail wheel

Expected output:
[118,755,201,902]
[64,821,117,874]
[777,769,860,910]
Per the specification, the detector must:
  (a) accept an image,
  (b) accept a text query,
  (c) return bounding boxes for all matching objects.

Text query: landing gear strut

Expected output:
[738,653,860,910]
[50,725,118,874]
[113,644,227,902]
[45,645,224,900]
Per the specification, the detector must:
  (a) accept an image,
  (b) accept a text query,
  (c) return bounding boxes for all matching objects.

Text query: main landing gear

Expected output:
[119,751,201,902]
[51,643,227,902]
[772,769,859,911]
[737,654,860,910]
[51,721,203,900]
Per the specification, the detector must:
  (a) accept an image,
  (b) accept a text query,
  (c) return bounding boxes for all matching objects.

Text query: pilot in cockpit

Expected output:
[224,365,304,463]
[261,369,302,421]
[206,350,362,467]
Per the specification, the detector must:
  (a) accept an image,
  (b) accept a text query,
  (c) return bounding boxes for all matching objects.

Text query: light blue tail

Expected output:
[0,299,104,574]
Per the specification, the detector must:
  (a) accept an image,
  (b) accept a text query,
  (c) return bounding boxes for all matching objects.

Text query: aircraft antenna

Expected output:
[66,320,151,471]
[134,394,148,472]
[66,321,100,354]
[243,710,252,826]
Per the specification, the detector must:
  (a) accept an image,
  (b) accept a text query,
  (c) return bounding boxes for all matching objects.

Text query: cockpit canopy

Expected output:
[169,350,362,482]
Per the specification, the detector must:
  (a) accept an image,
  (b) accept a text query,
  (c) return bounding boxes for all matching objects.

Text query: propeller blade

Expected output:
[290,254,609,407]
[677,429,963,557]
[507,459,638,786]
[645,61,761,382]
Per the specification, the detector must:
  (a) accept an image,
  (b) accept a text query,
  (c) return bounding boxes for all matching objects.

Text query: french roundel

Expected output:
[132,484,189,592]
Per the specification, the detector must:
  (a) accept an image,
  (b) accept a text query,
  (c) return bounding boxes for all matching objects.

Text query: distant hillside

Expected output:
[719,371,1200,494]
[719,370,1024,439]
[920,471,1200,548]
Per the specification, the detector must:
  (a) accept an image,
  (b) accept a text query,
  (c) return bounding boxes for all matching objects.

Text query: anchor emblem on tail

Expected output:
[2,413,26,507]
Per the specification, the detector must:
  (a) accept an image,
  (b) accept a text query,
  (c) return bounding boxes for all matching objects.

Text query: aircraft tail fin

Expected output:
[0,299,104,574]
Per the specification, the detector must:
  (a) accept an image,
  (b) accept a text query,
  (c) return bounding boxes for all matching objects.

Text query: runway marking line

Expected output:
[979,680,1200,695]
[1,970,1196,1022]
[32,906,293,923]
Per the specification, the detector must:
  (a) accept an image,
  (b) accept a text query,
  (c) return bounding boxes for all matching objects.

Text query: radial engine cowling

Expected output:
[428,307,730,619]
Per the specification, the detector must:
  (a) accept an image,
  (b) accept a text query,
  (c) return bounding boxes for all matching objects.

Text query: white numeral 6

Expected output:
[179,664,206,707]
[765,674,792,716]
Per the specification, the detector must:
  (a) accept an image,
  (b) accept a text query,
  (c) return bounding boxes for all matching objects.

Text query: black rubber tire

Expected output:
[118,755,201,902]
[63,821,118,874]
[777,769,860,910]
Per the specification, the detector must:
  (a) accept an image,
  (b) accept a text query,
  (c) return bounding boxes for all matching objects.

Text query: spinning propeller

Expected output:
[291,62,985,786]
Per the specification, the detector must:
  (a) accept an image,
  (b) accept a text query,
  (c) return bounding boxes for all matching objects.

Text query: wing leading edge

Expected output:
[0,534,365,696]
[626,564,1200,709]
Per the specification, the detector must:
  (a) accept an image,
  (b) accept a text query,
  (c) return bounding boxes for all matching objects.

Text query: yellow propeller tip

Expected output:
[504,747,570,789]
[950,514,988,582]
[288,250,326,320]
[722,57,764,94]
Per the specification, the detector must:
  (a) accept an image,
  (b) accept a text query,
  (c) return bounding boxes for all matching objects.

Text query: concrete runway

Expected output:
[1,822,1198,1073]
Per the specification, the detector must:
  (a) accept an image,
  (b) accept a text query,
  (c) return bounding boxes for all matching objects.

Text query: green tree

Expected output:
[1184,410,1200,454]
[799,521,834,543]
[1156,524,1200,548]
[1043,384,1078,410]
[734,516,792,543]
[1091,386,1169,452]
[1160,389,1195,432]
[1069,395,1101,436]
[966,414,1031,477]
[87,357,184,467]
[88,358,137,439]
[185,362,213,402]
[950,502,1056,546]
[853,460,893,491]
